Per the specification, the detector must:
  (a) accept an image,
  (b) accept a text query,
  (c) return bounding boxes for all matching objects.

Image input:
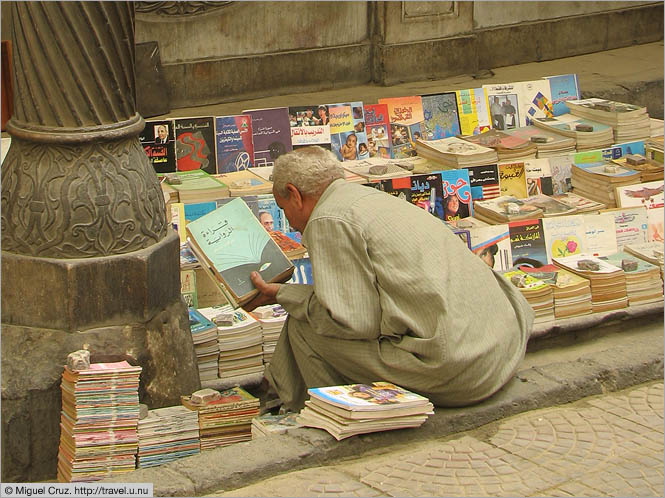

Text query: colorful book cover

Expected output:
[615,180,664,210]
[186,198,294,303]
[606,206,649,249]
[469,224,513,271]
[499,162,528,198]
[174,116,217,174]
[308,382,429,411]
[544,74,581,116]
[378,176,413,204]
[466,164,500,201]
[542,215,586,263]
[437,169,473,222]
[328,102,368,161]
[405,173,445,219]
[288,105,331,150]
[519,80,554,126]
[420,92,461,140]
[140,119,176,173]
[648,207,664,243]
[502,268,550,291]
[288,256,313,285]
[242,107,293,167]
[455,88,492,136]
[188,307,217,335]
[582,212,619,257]
[364,104,394,159]
[602,140,646,161]
[509,219,548,268]
[181,270,198,308]
[257,194,290,234]
[215,115,254,173]
[524,159,554,196]
[484,83,521,131]
[377,96,425,159]
[183,201,217,223]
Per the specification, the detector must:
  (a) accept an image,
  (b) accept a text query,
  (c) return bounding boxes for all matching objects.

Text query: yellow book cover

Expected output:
[499,162,528,198]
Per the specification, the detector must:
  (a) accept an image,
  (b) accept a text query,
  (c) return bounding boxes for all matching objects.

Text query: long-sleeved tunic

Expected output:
[266,179,534,411]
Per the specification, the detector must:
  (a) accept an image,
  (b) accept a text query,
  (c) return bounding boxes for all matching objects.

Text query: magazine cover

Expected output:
[174,116,217,174]
[484,83,521,131]
[520,80,554,126]
[524,159,554,196]
[328,101,368,161]
[140,119,176,173]
[380,174,444,219]
[215,115,254,173]
[308,382,430,411]
[438,169,473,222]
[582,212,618,257]
[542,215,586,263]
[364,103,394,158]
[455,87,492,136]
[288,105,332,150]
[420,92,461,140]
[499,162,528,198]
[378,96,425,159]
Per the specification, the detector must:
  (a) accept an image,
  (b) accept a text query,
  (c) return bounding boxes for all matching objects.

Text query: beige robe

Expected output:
[266,179,534,411]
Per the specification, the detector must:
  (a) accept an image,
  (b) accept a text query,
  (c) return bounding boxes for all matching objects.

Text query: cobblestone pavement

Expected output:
[210,382,663,497]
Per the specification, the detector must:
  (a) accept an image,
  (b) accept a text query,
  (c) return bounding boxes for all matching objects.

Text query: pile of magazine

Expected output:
[296,382,433,441]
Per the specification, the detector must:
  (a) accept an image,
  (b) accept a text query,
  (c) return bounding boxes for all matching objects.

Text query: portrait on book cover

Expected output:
[489,94,519,130]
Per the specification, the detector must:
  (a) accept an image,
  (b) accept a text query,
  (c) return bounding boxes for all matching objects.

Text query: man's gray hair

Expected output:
[272,146,345,198]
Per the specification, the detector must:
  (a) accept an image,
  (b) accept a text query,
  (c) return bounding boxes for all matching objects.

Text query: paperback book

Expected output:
[288,105,332,150]
[215,115,254,173]
[543,73,581,116]
[364,103,394,159]
[174,116,217,174]
[328,102,368,161]
[378,95,425,159]
[243,107,292,167]
[141,119,176,173]
[466,164,500,201]
[509,218,548,268]
[420,92,461,140]
[455,87,492,136]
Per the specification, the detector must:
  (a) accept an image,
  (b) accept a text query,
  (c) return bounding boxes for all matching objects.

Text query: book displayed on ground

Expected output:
[525,159,554,196]
[364,103,394,159]
[623,241,665,279]
[582,212,619,257]
[502,268,555,324]
[180,243,199,269]
[503,125,576,158]
[531,114,614,151]
[437,168,474,222]
[612,155,664,183]
[328,101,368,161]
[518,79,555,126]
[498,161,528,198]
[137,405,200,468]
[550,191,605,213]
[215,169,273,196]
[461,128,537,161]
[521,264,592,319]
[542,215,586,263]
[600,251,663,305]
[566,98,651,143]
[186,198,294,308]
[174,116,217,174]
[341,158,414,182]
[215,114,255,173]
[473,195,544,224]
[181,386,260,451]
[57,361,142,482]
[181,269,198,308]
[243,107,293,167]
[420,92,461,140]
[250,304,288,365]
[455,87,492,136]
[288,105,332,150]
[543,73,581,116]
[553,254,628,313]
[548,155,574,194]
[415,136,498,168]
[188,307,219,381]
[468,224,513,271]
[604,206,649,250]
[466,163,500,201]
[164,169,230,204]
[378,173,445,220]
[297,382,433,441]
[614,180,664,211]
[251,412,303,438]
[140,119,177,173]
[509,218,548,268]
[571,161,641,207]
[378,95,425,159]
[484,82,523,131]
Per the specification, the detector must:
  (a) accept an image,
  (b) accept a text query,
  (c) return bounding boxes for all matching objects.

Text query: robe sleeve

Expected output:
[276,216,382,340]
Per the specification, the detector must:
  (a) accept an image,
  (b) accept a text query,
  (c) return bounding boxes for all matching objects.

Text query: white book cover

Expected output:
[542,215,586,263]
[615,180,664,210]
[484,83,522,131]
[582,213,618,257]
[553,253,622,274]
[519,79,555,126]
[525,158,553,196]
[648,207,664,243]
[606,206,649,250]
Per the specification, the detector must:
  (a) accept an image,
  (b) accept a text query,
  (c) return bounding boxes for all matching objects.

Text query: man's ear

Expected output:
[285,183,304,208]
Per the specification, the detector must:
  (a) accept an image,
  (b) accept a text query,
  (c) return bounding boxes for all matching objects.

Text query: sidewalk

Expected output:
[105,313,663,496]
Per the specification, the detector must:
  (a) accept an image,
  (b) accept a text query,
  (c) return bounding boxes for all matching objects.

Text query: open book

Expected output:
[186,197,294,308]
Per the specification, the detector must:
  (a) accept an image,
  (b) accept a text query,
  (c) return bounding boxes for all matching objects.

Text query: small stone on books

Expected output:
[575,124,593,132]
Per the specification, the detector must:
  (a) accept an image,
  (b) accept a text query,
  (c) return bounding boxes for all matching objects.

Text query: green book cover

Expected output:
[169,170,228,191]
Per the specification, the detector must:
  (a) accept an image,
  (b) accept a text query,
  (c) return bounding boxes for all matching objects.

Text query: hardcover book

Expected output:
[363,103,394,159]
[174,116,217,174]
[166,170,229,204]
[420,92,461,140]
[186,198,295,308]
[328,101,368,161]
[140,119,176,173]
[455,87,492,136]
[242,107,293,167]
[215,115,254,173]
[377,96,425,159]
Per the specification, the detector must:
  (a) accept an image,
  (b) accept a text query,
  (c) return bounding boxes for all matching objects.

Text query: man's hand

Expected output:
[242,271,281,312]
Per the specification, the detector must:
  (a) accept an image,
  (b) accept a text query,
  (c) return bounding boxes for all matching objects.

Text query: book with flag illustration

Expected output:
[186,198,294,308]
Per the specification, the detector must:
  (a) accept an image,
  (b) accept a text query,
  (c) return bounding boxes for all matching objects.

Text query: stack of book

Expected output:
[624,241,664,280]
[571,161,641,207]
[251,304,288,366]
[164,170,229,203]
[550,192,606,213]
[215,169,273,197]
[461,129,537,161]
[553,254,628,312]
[137,405,201,468]
[503,126,576,158]
[296,382,433,441]
[415,136,498,168]
[503,268,555,324]
[188,308,219,382]
[342,158,414,183]
[611,155,664,183]
[522,265,593,319]
[57,361,142,482]
[473,196,544,224]
[181,386,260,450]
[532,115,614,151]
[566,98,651,143]
[601,252,664,305]
[199,305,264,380]
[251,412,302,438]
[519,194,578,217]
[645,136,664,163]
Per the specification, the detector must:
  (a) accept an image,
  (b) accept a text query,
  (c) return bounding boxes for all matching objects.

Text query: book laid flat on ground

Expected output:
[521,264,592,319]
[164,169,230,203]
[186,197,294,308]
[502,268,554,324]
[473,195,544,223]
[565,98,650,143]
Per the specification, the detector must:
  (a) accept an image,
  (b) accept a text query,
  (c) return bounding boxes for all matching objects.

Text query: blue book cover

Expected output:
[421,92,462,140]
[256,194,289,234]
[215,115,254,173]
[188,307,217,335]
[601,140,646,160]
[242,107,292,168]
[184,201,217,222]
[544,74,581,116]
[573,161,639,179]
[186,198,294,303]
[328,101,368,161]
[437,169,474,222]
[289,256,313,285]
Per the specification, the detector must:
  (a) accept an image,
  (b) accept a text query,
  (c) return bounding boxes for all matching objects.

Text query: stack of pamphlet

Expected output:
[503,268,555,324]
[550,192,606,213]
[181,386,259,450]
[251,412,302,438]
[188,308,219,382]
[553,254,628,312]
[624,241,664,280]
[532,115,614,151]
[415,136,498,168]
[473,195,544,223]
[296,382,433,441]
[251,304,288,365]
[57,361,142,482]
[503,126,576,158]
[571,161,641,207]
[522,265,593,319]
[199,305,264,380]
[137,405,200,468]
[461,129,537,161]
[566,98,651,143]
[601,252,664,305]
